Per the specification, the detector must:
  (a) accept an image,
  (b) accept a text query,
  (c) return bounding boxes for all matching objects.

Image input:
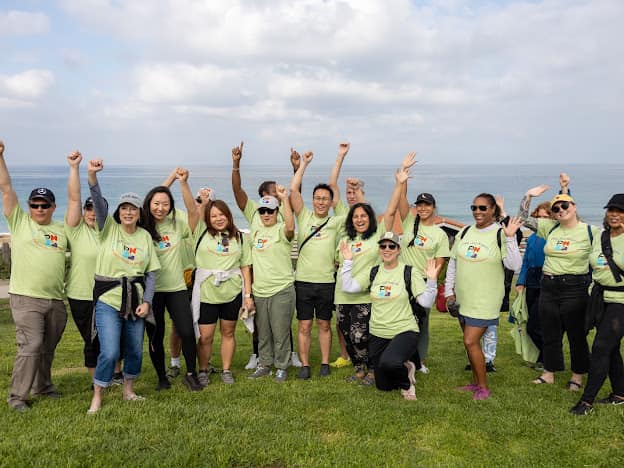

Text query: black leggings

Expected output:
[539,274,590,373]
[68,298,100,368]
[582,302,624,402]
[336,303,371,371]
[525,287,544,362]
[369,331,419,391]
[147,290,197,378]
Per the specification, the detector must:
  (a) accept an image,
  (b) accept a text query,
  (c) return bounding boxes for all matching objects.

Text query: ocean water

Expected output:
[2,163,622,233]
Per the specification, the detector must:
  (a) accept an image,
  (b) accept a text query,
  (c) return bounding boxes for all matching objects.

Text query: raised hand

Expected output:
[232,141,244,162]
[175,167,189,182]
[503,216,523,237]
[338,142,350,158]
[424,258,442,281]
[290,148,301,171]
[88,159,104,173]
[559,172,570,189]
[401,152,417,170]
[395,167,410,185]
[275,184,288,200]
[525,185,549,198]
[67,150,82,167]
[340,240,353,261]
[302,151,313,165]
[495,195,505,211]
[0,140,4,156]
[198,188,214,204]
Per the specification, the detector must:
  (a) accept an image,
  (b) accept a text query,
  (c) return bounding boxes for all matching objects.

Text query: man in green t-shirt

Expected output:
[0,140,68,412]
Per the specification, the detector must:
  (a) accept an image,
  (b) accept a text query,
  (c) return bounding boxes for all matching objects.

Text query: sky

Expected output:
[0,0,622,166]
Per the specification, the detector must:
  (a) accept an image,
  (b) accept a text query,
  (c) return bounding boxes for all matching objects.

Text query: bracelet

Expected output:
[244,293,252,298]
[232,168,240,172]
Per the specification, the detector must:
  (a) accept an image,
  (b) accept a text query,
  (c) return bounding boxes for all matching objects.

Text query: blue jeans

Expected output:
[93,301,145,387]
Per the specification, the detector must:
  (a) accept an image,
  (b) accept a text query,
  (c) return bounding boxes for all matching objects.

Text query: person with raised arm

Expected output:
[247,186,297,382]
[518,182,600,391]
[231,141,302,369]
[341,231,441,400]
[0,140,68,412]
[65,151,101,381]
[87,159,160,414]
[445,194,522,400]
[290,149,347,379]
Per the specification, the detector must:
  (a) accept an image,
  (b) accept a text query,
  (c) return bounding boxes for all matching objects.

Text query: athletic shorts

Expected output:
[295,281,335,321]
[199,294,242,325]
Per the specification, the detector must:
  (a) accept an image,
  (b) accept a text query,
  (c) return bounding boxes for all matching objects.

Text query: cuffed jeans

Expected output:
[93,300,145,387]
[8,294,67,407]
[255,284,296,370]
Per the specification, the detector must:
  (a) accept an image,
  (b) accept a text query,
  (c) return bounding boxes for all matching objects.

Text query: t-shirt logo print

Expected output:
[123,245,137,261]
[555,240,570,251]
[378,285,392,297]
[310,225,323,239]
[44,233,58,248]
[217,240,229,253]
[255,238,268,250]
[465,244,480,259]
[158,235,171,249]
[414,234,427,247]
[596,253,607,268]
[351,242,362,253]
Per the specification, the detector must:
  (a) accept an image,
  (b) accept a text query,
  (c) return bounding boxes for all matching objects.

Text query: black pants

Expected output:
[369,331,419,391]
[68,298,100,368]
[582,302,624,402]
[336,303,371,371]
[525,287,544,362]
[539,274,590,373]
[147,290,197,378]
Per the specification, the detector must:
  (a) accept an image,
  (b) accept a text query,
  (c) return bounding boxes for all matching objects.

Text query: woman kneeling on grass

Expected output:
[340,232,440,400]
[570,194,624,415]
[87,159,160,414]
[445,193,522,401]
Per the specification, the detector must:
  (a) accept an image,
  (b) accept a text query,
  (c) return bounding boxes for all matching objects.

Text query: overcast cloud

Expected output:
[0,0,622,165]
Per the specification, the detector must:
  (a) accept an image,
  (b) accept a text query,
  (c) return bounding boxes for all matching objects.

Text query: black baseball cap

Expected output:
[28,187,55,204]
[604,194,624,211]
[415,193,436,205]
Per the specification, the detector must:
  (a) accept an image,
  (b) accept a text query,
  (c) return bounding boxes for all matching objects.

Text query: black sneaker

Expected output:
[596,393,624,405]
[297,366,311,380]
[183,373,203,392]
[486,362,497,373]
[464,363,471,371]
[570,400,593,416]
[112,372,123,385]
[319,363,331,377]
[156,378,171,391]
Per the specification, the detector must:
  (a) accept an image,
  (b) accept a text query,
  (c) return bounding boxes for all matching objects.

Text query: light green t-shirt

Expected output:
[537,219,600,275]
[250,222,294,297]
[295,206,346,283]
[334,199,349,216]
[176,210,195,271]
[6,205,67,300]
[243,199,283,230]
[65,218,99,300]
[451,226,507,320]
[95,216,160,310]
[400,213,450,277]
[193,222,251,304]
[590,231,624,304]
[353,261,424,339]
[334,221,385,305]
[153,213,191,293]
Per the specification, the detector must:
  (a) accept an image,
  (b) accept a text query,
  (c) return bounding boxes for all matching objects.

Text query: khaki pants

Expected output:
[254,285,295,370]
[8,294,67,407]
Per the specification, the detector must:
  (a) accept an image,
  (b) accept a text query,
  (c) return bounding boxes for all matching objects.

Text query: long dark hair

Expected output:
[142,186,175,242]
[474,193,501,221]
[407,200,437,248]
[345,203,377,240]
[205,200,240,239]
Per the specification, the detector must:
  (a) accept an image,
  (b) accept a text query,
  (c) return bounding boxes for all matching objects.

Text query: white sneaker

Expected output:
[419,365,430,374]
[245,353,258,370]
[290,352,303,368]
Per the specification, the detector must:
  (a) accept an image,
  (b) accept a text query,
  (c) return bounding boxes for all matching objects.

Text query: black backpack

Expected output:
[369,264,427,323]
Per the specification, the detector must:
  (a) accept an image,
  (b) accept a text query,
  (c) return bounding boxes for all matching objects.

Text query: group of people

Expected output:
[1,138,622,415]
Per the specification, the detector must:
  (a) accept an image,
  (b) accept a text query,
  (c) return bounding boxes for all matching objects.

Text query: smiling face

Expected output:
[352,206,370,234]
[415,201,435,222]
[28,198,55,225]
[551,201,577,223]
[378,241,400,265]
[149,192,172,222]
[209,205,228,232]
[346,186,358,206]
[471,196,496,228]
[119,203,140,227]
[606,207,624,230]
[312,188,332,217]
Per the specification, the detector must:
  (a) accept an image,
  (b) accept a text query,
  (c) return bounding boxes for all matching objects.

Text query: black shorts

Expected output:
[295,281,335,321]
[199,294,242,325]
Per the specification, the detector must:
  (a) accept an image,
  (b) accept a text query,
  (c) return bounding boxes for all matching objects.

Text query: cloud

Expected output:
[0,10,49,36]
[0,69,54,107]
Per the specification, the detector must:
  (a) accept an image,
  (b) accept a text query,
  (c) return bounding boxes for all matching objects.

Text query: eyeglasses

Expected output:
[258,207,276,215]
[470,205,489,212]
[379,243,398,250]
[29,203,51,210]
[313,197,331,202]
[551,202,571,213]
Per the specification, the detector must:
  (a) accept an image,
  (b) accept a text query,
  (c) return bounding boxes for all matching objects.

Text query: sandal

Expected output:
[566,380,582,392]
[123,393,146,401]
[532,376,552,385]
[360,374,375,386]
[400,385,417,401]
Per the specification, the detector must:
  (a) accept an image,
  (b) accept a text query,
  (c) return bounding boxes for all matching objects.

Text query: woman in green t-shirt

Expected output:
[445,193,522,401]
[570,194,624,415]
[341,231,441,400]
[141,184,202,392]
[520,186,599,390]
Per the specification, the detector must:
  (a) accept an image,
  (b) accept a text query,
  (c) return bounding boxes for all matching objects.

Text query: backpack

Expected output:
[369,264,427,323]
[547,222,594,245]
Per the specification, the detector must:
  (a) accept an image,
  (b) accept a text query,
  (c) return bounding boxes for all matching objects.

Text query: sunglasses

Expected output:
[258,207,276,215]
[29,203,52,210]
[220,233,229,247]
[551,202,571,213]
[379,243,398,250]
[470,205,489,212]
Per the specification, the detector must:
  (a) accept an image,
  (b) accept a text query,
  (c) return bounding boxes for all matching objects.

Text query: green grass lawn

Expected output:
[1,298,623,467]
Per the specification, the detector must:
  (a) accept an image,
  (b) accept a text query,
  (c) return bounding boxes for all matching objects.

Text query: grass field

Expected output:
[1,298,623,467]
